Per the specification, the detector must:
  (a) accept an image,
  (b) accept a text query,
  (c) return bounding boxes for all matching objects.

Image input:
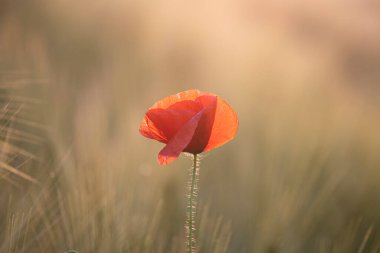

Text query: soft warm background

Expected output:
[1,0,380,252]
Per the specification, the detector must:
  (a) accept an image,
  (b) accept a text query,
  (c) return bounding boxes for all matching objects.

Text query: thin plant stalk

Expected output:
[186,154,200,253]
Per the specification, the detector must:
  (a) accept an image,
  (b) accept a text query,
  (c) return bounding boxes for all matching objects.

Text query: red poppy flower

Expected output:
[139,89,238,165]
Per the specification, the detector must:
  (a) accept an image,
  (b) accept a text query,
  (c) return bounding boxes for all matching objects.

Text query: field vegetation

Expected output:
[1,0,380,252]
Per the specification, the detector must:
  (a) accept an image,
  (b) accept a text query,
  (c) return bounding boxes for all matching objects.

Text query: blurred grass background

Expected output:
[1,0,380,252]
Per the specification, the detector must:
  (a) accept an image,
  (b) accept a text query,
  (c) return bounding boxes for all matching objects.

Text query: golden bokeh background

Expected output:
[1,0,380,252]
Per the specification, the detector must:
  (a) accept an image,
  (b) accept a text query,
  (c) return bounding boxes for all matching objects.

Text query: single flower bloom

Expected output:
[139,89,238,165]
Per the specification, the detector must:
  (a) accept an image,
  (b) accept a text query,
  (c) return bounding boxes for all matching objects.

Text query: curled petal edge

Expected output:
[157,110,204,165]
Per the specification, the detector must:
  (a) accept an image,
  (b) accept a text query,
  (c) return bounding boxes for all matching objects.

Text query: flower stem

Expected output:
[187,154,199,253]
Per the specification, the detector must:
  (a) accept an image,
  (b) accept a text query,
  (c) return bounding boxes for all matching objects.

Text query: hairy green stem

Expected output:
[187,154,199,253]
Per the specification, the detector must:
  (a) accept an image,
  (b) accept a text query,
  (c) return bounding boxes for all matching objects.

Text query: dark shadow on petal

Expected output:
[184,95,217,154]
[157,111,204,165]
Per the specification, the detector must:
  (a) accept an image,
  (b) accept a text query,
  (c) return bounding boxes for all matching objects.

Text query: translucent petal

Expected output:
[158,110,203,165]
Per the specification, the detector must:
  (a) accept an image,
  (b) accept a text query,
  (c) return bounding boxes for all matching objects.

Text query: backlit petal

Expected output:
[158,110,204,165]
[151,90,210,110]
[139,116,167,143]
[146,107,197,141]
[167,100,203,112]
[203,97,238,152]
[184,96,217,153]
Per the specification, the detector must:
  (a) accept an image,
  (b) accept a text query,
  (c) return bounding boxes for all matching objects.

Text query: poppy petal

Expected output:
[139,99,202,143]
[203,98,238,152]
[184,96,217,153]
[146,107,198,141]
[167,100,203,112]
[158,110,204,165]
[139,116,167,143]
[152,90,209,110]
